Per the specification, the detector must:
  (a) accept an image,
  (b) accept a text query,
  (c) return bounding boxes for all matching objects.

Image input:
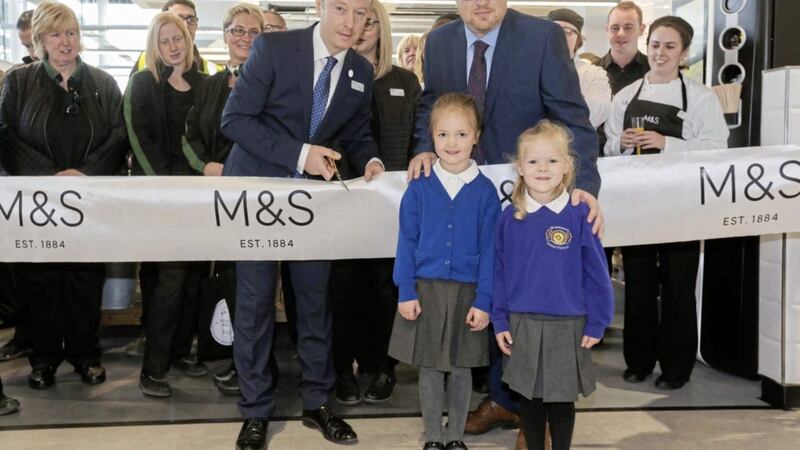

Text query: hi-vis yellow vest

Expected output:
[134,52,221,75]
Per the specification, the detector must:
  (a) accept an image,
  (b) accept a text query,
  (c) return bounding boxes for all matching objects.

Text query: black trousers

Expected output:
[141,261,202,376]
[622,241,700,381]
[15,263,104,368]
[330,258,398,376]
[0,263,18,324]
[0,263,30,347]
[280,263,298,345]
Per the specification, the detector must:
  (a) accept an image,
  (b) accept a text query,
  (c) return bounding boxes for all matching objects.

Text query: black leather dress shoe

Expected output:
[655,374,687,390]
[28,365,56,390]
[138,371,171,397]
[0,338,33,362]
[423,442,445,450]
[302,404,358,444]
[75,363,106,385]
[622,369,649,383]
[236,418,268,450]
[363,372,396,404]
[335,374,361,406]
[445,441,468,450]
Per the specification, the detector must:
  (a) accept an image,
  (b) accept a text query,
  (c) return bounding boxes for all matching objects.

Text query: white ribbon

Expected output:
[1,145,798,262]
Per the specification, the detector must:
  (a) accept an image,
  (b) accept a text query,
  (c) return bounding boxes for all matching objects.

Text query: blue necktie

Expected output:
[309,56,338,140]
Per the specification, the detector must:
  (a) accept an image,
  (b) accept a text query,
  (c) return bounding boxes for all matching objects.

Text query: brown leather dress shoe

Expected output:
[464,397,519,435]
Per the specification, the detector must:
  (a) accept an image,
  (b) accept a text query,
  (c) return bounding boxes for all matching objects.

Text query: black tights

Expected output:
[518,397,575,450]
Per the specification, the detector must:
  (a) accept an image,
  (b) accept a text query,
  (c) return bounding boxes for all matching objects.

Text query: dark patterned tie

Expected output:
[467,40,489,164]
[309,56,338,140]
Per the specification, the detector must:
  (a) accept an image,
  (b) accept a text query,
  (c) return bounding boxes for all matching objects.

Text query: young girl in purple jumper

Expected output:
[389,93,501,450]
[492,120,614,450]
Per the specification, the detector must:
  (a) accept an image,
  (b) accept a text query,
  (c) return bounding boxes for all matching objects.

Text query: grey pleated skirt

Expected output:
[501,313,596,403]
[388,278,489,371]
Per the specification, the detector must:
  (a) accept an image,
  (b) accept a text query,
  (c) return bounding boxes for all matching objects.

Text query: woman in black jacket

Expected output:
[124,11,206,398]
[182,2,264,396]
[183,3,263,175]
[330,0,422,406]
[0,2,127,390]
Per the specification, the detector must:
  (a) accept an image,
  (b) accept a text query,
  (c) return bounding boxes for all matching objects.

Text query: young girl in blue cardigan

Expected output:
[389,93,501,450]
[492,120,614,450]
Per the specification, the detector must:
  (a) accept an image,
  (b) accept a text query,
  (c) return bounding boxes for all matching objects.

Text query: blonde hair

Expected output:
[144,12,194,83]
[511,120,576,220]
[413,31,429,83]
[429,93,482,140]
[223,3,265,31]
[32,1,83,61]
[369,0,393,80]
[395,34,420,70]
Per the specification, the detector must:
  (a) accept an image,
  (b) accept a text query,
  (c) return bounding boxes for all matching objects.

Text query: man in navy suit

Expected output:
[221,0,383,448]
[406,0,604,443]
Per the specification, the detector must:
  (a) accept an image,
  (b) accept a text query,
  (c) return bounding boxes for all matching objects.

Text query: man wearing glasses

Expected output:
[130,0,222,75]
[262,10,288,32]
[221,0,383,449]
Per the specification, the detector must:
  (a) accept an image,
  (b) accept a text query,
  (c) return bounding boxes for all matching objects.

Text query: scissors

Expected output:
[325,155,349,191]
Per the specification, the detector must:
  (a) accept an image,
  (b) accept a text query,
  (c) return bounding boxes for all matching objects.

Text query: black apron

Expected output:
[623,73,687,154]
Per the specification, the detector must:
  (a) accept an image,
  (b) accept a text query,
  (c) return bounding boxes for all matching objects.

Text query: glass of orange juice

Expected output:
[631,117,645,155]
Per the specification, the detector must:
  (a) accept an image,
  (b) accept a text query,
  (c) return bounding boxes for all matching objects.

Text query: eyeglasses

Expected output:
[364,18,379,31]
[226,27,260,39]
[264,24,286,32]
[561,27,579,37]
[178,15,198,26]
[66,87,81,115]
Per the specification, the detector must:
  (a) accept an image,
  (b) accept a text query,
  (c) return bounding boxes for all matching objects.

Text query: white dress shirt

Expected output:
[575,56,611,128]
[604,73,729,155]
[432,160,480,200]
[524,190,569,214]
[297,25,347,173]
[297,25,386,175]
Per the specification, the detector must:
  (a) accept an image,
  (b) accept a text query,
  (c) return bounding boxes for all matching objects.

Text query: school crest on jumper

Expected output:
[545,226,572,250]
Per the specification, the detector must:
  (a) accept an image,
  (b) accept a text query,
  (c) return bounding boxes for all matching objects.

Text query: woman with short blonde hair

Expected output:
[0,1,127,390]
[182,2,266,395]
[395,34,419,72]
[31,1,83,60]
[223,2,264,30]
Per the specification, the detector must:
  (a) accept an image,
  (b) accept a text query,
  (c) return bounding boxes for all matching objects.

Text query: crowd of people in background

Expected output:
[0,2,729,450]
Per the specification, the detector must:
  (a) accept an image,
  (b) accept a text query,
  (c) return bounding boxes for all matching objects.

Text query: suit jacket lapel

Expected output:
[453,25,468,92]
[484,11,515,121]
[298,26,315,136]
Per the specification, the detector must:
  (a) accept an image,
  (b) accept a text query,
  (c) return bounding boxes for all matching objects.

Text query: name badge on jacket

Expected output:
[389,88,405,97]
[351,80,364,92]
